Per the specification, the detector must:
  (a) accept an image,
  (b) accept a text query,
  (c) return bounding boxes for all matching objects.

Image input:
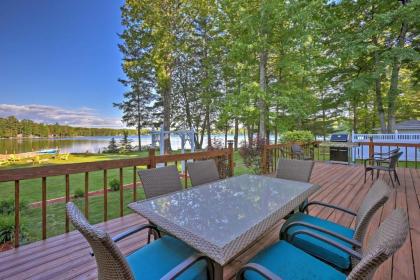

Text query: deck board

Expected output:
[0,162,418,280]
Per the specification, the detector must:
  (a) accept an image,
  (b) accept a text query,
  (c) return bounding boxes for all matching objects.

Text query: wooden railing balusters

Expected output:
[119,168,123,217]
[184,161,188,188]
[133,166,137,202]
[42,177,47,239]
[65,174,70,233]
[14,180,20,247]
[103,169,108,221]
[84,172,89,219]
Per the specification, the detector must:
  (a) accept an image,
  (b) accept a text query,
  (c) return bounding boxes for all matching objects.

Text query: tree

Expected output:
[119,131,133,153]
[114,82,157,151]
[106,137,119,153]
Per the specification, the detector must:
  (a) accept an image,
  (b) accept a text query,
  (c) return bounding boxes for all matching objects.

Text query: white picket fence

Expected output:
[351,133,420,161]
[352,133,420,143]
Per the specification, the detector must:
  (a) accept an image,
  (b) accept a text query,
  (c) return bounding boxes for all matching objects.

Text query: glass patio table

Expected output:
[128,174,319,279]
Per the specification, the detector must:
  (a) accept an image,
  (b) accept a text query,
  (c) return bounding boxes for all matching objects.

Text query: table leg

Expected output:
[213,262,223,280]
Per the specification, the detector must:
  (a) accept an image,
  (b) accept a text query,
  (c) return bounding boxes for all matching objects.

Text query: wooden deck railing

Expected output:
[261,142,318,174]
[0,143,234,248]
[261,140,420,173]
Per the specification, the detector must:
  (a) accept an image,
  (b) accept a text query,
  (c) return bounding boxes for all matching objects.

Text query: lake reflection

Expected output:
[0,135,247,154]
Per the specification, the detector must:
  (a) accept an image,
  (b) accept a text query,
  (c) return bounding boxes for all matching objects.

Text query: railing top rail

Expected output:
[0,148,231,183]
[362,142,420,148]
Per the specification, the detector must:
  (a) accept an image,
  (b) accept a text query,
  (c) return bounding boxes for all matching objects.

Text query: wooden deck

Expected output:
[0,162,419,280]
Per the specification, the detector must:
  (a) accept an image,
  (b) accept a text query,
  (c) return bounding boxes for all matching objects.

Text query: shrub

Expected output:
[109,178,120,191]
[281,130,314,143]
[239,138,266,175]
[73,188,84,198]
[0,216,14,244]
[0,199,28,215]
[0,215,27,244]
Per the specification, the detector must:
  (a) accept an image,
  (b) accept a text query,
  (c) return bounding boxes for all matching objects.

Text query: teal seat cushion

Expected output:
[280,212,355,270]
[126,235,208,280]
[244,241,346,280]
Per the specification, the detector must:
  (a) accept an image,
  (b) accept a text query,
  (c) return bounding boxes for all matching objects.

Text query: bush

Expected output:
[281,130,314,143]
[239,138,266,175]
[0,216,14,244]
[0,215,27,244]
[73,188,84,198]
[109,178,120,191]
[0,199,28,215]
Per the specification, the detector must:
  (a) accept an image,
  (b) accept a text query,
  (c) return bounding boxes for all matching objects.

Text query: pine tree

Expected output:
[119,131,133,153]
[106,137,119,153]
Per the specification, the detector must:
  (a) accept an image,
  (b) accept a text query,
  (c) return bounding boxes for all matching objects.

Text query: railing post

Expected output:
[148,148,156,169]
[14,180,20,248]
[368,137,374,159]
[227,141,234,177]
[261,142,267,174]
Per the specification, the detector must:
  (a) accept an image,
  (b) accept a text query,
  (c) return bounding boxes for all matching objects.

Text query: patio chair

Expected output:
[290,144,313,160]
[187,159,220,186]
[66,202,213,280]
[276,158,314,183]
[237,208,408,280]
[364,151,403,188]
[138,166,183,242]
[138,165,183,199]
[279,179,392,271]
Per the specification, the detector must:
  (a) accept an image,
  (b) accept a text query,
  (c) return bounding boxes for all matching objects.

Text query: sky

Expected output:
[0,0,127,128]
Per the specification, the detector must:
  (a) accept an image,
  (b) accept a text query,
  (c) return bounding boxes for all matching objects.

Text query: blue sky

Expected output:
[0,0,127,128]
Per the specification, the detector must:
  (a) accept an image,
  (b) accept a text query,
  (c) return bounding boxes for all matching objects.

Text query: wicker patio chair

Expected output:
[276,158,314,183]
[237,208,408,280]
[138,165,183,199]
[364,151,403,188]
[66,202,213,280]
[187,159,220,187]
[280,179,392,271]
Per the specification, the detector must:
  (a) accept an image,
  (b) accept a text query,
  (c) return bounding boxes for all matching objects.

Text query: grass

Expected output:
[0,150,252,244]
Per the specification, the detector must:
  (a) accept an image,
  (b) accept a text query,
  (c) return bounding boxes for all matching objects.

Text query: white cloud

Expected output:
[0,104,124,128]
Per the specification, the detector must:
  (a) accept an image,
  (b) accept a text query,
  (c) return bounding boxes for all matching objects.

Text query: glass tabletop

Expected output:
[129,174,318,264]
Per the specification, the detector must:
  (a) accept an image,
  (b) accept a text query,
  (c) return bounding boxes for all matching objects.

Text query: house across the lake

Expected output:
[374,119,420,133]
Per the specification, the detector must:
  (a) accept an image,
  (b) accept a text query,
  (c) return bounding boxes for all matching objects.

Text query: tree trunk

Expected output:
[234,118,239,150]
[162,76,172,153]
[387,1,409,132]
[258,51,267,140]
[224,123,228,148]
[373,37,386,133]
[137,126,142,151]
[206,105,211,148]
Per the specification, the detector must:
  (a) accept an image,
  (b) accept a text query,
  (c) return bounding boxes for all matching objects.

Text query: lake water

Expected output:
[0,135,248,154]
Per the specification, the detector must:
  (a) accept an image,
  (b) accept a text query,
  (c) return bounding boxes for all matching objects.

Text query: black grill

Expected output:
[330,134,348,142]
[330,134,349,163]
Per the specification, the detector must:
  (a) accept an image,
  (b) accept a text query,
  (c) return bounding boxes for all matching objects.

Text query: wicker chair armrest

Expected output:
[112,224,161,243]
[302,201,357,216]
[236,263,283,280]
[290,230,362,260]
[283,222,361,248]
[161,253,214,280]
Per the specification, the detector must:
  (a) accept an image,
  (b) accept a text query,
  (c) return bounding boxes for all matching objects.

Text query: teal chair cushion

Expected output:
[244,241,346,280]
[281,212,355,270]
[126,235,208,280]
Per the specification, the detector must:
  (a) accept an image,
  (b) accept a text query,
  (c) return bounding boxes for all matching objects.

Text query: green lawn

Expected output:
[1,150,252,245]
